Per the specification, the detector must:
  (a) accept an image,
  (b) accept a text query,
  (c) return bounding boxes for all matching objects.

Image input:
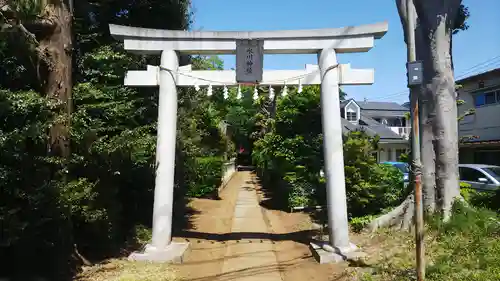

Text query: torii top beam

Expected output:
[109,22,388,55]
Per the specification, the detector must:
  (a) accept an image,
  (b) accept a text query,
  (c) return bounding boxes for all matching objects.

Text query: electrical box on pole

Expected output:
[407,61,423,86]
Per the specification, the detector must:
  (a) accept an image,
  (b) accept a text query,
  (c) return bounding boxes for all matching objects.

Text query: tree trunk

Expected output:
[422,18,460,221]
[368,0,462,231]
[415,16,437,214]
[420,92,436,213]
[39,1,73,158]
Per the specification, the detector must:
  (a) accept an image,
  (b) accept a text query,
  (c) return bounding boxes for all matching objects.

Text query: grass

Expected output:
[355,203,500,281]
[75,259,178,281]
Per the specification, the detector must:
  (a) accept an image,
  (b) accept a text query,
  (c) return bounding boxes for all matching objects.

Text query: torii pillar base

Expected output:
[128,242,190,264]
[309,240,366,264]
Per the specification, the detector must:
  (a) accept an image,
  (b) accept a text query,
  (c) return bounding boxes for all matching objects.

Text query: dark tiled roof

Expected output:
[359,114,406,139]
[338,99,408,143]
[356,100,409,111]
[340,100,351,108]
[362,110,407,118]
[340,114,406,143]
[339,99,408,115]
[456,68,500,84]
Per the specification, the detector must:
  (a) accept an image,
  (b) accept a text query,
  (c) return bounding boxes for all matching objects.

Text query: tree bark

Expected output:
[414,0,461,221]
[368,0,462,231]
[419,90,436,213]
[38,1,73,158]
[415,13,437,214]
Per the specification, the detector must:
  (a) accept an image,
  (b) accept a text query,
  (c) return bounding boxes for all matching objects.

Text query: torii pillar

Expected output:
[109,22,388,263]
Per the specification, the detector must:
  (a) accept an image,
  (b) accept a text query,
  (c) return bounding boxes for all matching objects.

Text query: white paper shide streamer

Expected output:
[237,85,242,100]
[182,67,318,101]
[282,83,288,97]
[268,86,275,100]
[223,85,229,99]
[207,84,213,96]
[253,86,259,100]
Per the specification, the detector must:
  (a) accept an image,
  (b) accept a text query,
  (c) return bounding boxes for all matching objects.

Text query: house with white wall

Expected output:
[340,99,410,162]
[457,68,500,165]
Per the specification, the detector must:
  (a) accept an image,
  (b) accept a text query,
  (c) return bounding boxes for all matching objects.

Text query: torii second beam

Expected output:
[124,64,374,87]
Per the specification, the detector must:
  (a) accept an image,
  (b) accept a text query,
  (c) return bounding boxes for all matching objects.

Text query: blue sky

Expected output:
[190,0,500,104]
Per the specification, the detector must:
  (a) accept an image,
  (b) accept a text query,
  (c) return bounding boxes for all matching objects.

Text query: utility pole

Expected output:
[405,0,425,280]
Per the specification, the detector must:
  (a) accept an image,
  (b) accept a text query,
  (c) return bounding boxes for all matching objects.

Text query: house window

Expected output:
[485,92,496,104]
[346,112,357,122]
[474,89,500,107]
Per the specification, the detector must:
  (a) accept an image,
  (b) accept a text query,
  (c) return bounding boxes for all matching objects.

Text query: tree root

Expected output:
[366,194,415,232]
[73,244,92,266]
[365,194,472,233]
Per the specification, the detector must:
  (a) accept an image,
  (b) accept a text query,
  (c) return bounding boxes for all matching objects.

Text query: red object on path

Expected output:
[239,146,245,154]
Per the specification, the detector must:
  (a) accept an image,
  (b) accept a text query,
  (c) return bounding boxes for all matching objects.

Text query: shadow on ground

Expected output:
[178,229,317,245]
[251,176,290,212]
[172,191,201,235]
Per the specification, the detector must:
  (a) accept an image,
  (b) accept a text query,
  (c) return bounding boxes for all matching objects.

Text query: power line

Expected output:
[368,55,500,102]
[455,56,500,80]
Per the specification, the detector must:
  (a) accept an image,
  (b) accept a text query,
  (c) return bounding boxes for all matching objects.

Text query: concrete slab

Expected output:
[231,218,268,232]
[309,240,367,264]
[309,241,344,264]
[128,242,190,263]
[220,174,282,281]
[234,207,263,218]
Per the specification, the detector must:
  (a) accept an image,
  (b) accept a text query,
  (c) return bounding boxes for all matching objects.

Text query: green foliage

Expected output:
[453,5,470,34]
[0,89,75,279]
[252,87,404,215]
[344,131,405,217]
[425,203,500,280]
[252,86,324,208]
[0,1,237,279]
[186,157,224,197]
[284,166,322,208]
[461,186,500,212]
[5,0,43,20]
[361,204,500,281]
[350,215,376,233]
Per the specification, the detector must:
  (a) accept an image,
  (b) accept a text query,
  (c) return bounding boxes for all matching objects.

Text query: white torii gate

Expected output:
[109,21,388,264]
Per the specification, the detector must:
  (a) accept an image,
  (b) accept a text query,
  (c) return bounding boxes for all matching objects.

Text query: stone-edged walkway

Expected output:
[220,175,283,281]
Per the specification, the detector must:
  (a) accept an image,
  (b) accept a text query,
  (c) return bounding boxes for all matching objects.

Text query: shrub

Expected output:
[251,87,405,213]
[0,89,76,280]
[283,165,323,208]
[350,215,376,232]
[460,185,500,212]
[344,131,405,218]
[186,156,224,198]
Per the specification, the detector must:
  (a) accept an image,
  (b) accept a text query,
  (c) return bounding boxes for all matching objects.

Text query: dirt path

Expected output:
[173,171,351,281]
[253,174,352,281]
[218,174,282,281]
[171,172,242,280]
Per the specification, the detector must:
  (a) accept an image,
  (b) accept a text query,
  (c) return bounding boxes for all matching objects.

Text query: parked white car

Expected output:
[458,164,500,191]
